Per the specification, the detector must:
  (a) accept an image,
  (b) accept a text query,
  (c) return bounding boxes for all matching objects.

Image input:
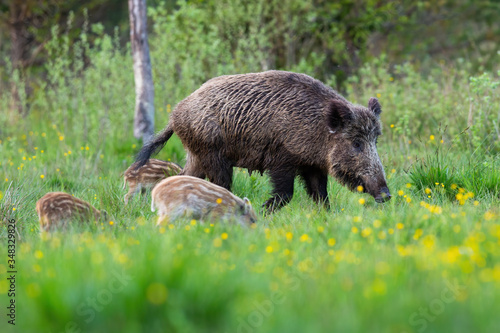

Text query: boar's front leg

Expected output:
[263,168,295,213]
[300,167,330,209]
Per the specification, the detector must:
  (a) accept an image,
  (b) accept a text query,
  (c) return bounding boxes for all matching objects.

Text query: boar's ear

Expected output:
[327,99,352,131]
[368,97,382,117]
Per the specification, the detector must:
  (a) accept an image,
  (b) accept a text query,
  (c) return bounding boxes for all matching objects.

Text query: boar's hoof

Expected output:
[375,187,391,203]
[262,195,293,214]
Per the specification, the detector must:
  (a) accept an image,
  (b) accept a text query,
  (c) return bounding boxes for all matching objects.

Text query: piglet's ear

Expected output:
[327,99,352,131]
[368,97,382,117]
[242,197,252,214]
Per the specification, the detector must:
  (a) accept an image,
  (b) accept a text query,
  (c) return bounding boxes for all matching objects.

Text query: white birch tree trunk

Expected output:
[128,0,155,142]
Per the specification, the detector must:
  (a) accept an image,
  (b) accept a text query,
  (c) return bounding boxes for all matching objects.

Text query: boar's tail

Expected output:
[134,125,174,170]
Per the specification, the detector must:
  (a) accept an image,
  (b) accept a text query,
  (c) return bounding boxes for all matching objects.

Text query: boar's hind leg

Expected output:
[203,153,233,191]
[182,152,206,179]
[263,168,295,213]
[300,167,330,209]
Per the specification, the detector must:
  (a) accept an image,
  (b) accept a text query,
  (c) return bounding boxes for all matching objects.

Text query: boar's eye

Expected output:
[353,141,364,153]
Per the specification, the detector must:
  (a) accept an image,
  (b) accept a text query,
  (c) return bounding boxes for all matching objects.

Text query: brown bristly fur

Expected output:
[36,192,106,232]
[123,159,182,204]
[136,70,391,212]
[151,175,257,226]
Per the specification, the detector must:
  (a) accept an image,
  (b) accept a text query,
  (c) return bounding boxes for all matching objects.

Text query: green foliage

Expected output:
[148,0,403,89]
[468,72,500,152]
[408,147,458,201]
[408,143,500,202]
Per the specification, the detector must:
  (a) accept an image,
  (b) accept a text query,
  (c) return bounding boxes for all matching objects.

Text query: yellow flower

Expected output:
[27,283,41,298]
[351,227,359,233]
[34,250,44,259]
[328,238,336,246]
[109,221,114,225]
[146,283,168,305]
[353,216,362,223]
[376,93,381,98]
[299,234,310,242]
[59,135,64,141]
[425,188,432,194]
[430,135,435,140]
[390,124,395,128]
[266,246,273,253]
[358,198,365,205]
[184,225,191,231]
[397,190,404,196]
[373,220,382,228]
[484,211,495,221]
[422,235,435,249]
[361,227,372,237]
[413,228,423,240]
[40,175,45,179]
[388,228,394,235]
[213,238,222,247]
[317,226,324,233]
[286,232,293,241]
[216,198,223,204]
[357,185,364,192]
[221,232,228,240]
[190,219,197,226]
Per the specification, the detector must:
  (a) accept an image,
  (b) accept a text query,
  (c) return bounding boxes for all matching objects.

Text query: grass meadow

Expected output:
[1,20,500,333]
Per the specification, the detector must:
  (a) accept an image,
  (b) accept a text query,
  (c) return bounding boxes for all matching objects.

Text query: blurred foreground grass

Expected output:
[0,126,499,332]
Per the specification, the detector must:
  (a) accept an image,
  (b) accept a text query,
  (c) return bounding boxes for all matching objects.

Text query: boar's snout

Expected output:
[374,187,391,203]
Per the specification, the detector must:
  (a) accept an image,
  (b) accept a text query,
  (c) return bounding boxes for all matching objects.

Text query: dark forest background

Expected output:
[1,0,499,95]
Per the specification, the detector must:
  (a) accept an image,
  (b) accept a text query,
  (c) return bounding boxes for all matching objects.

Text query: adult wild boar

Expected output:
[136,70,391,212]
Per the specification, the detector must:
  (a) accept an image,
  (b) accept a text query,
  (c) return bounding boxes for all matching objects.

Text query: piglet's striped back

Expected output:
[151,175,257,226]
[36,192,105,231]
[123,159,182,204]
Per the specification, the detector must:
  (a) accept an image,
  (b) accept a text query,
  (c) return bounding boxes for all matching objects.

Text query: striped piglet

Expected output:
[123,158,182,204]
[151,175,257,226]
[36,192,107,231]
